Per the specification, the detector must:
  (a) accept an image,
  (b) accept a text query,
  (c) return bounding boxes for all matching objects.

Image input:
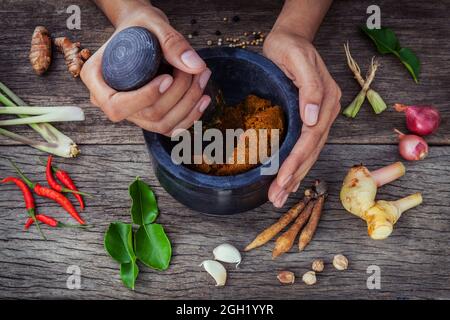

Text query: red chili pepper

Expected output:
[25,214,58,229]
[1,176,46,239]
[24,214,86,229]
[24,214,86,230]
[55,169,85,210]
[46,155,86,210]
[10,160,85,225]
[35,184,85,224]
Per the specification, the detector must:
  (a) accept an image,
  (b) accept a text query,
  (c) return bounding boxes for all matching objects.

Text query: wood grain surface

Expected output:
[0,0,449,300]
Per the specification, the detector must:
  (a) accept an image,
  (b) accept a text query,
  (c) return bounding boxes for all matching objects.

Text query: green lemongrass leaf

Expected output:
[0,107,84,125]
[367,89,387,114]
[129,177,158,225]
[104,222,135,264]
[361,26,420,83]
[0,82,79,157]
[0,106,83,116]
[0,82,27,106]
[135,223,172,270]
[343,90,366,118]
[120,261,139,290]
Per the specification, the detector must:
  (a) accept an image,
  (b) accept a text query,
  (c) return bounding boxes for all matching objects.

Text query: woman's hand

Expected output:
[82,2,211,136]
[263,26,342,208]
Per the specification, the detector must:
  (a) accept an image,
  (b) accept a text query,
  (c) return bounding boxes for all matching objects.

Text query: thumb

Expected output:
[150,21,206,75]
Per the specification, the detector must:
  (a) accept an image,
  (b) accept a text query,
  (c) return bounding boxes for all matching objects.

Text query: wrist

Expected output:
[270,22,314,43]
[95,0,158,27]
[272,0,332,42]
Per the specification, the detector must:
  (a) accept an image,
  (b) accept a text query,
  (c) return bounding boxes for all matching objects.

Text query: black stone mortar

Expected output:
[144,48,300,215]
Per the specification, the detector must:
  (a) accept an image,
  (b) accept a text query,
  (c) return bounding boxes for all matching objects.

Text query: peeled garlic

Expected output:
[213,243,242,267]
[200,260,227,286]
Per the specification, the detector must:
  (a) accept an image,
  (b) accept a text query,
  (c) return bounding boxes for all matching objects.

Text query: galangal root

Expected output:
[340,162,422,240]
[246,180,328,258]
[272,197,315,258]
[244,189,313,251]
[29,26,52,75]
[55,37,91,77]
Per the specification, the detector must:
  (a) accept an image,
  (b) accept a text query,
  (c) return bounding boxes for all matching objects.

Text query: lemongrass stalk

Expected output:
[0,107,84,125]
[0,106,82,115]
[0,127,65,155]
[0,82,80,157]
[342,90,366,118]
[367,89,387,114]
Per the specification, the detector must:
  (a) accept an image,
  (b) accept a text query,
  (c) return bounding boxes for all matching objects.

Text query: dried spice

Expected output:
[191,95,285,176]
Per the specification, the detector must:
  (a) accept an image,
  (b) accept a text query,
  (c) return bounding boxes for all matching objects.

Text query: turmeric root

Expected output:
[273,199,316,259]
[55,37,91,77]
[340,162,422,240]
[245,189,313,251]
[29,26,52,75]
[298,180,328,251]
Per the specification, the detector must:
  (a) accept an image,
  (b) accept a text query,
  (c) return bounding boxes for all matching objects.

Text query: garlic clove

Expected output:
[213,243,242,268]
[200,260,227,286]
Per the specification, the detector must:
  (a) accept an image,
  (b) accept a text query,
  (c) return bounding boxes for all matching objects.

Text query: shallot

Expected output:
[395,129,428,161]
[394,103,440,136]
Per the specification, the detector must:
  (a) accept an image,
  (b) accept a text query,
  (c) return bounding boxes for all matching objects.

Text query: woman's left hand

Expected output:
[263,26,342,208]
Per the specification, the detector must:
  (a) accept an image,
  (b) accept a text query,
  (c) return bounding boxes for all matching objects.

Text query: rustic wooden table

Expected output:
[0,0,449,300]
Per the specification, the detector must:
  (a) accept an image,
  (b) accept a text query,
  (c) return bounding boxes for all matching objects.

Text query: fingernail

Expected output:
[293,182,301,192]
[274,190,286,206]
[270,188,284,203]
[159,76,173,93]
[181,50,206,69]
[198,96,211,113]
[198,69,212,89]
[276,192,289,208]
[305,103,319,126]
[280,174,293,188]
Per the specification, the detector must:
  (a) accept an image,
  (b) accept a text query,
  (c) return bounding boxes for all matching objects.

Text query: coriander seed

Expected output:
[312,259,324,273]
[333,254,349,270]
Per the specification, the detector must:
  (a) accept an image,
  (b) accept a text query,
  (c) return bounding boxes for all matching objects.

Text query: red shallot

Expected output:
[394,104,441,136]
[394,129,428,161]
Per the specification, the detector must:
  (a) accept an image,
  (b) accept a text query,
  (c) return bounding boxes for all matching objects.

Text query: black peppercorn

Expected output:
[192,31,199,36]
[190,19,197,25]
[232,15,240,22]
[215,30,222,36]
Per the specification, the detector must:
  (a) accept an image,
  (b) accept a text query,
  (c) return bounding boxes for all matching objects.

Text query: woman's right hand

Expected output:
[81,3,212,136]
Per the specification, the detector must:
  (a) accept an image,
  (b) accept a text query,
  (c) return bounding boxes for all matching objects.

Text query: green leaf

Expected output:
[120,261,139,290]
[104,222,135,264]
[361,26,400,53]
[397,47,421,83]
[135,224,172,270]
[129,177,158,225]
[361,26,420,82]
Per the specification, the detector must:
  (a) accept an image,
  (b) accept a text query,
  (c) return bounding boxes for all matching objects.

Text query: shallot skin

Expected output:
[395,104,441,136]
[395,129,429,161]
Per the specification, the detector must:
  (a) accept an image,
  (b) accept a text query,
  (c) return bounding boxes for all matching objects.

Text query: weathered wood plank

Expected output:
[0,144,449,299]
[0,0,449,146]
